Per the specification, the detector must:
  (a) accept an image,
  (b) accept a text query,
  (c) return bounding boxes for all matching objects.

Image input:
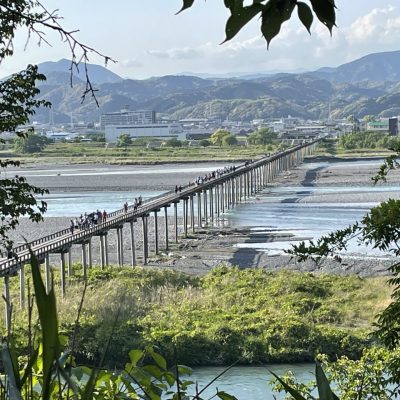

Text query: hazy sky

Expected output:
[1,1,400,79]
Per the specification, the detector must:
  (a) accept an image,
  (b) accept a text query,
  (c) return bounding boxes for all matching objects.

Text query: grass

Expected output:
[4,264,392,367]
[3,143,278,165]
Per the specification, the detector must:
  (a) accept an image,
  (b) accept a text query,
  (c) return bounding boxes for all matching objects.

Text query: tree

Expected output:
[210,129,231,146]
[0,2,111,253]
[14,133,51,153]
[199,139,211,147]
[222,133,238,146]
[180,1,336,48]
[248,128,277,145]
[166,137,183,147]
[116,133,132,148]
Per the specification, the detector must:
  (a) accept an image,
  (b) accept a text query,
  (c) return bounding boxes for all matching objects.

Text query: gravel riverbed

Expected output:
[8,157,399,276]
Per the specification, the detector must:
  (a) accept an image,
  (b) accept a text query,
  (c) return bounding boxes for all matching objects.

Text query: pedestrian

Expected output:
[102,210,107,222]
[70,219,74,234]
[123,202,128,213]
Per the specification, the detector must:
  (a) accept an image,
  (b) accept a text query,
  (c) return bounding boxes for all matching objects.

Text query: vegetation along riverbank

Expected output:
[6,264,390,368]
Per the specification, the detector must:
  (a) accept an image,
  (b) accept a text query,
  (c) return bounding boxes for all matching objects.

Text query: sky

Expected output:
[1,1,400,79]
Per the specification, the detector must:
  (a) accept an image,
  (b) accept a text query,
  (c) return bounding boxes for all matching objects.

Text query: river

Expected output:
[13,158,399,397]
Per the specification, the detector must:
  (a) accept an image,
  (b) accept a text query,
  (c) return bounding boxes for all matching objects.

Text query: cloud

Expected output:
[139,5,400,76]
[147,47,204,60]
[119,58,144,68]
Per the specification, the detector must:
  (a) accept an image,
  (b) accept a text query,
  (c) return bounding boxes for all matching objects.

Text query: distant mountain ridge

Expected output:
[37,59,123,84]
[18,50,400,124]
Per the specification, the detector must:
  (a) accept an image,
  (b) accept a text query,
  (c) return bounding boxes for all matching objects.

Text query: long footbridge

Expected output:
[0,140,319,331]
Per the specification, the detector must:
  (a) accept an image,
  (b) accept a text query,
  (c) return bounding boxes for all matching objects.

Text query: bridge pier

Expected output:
[183,198,188,238]
[209,188,214,223]
[164,206,169,251]
[99,234,106,269]
[142,215,148,265]
[104,234,109,266]
[45,254,51,294]
[174,202,178,243]
[19,265,25,309]
[203,190,208,225]
[67,248,73,277]
[197,192,202,228]
[130,220,136,266]
[190,196,195,232]
[116,227,123,266]
[88,239,93,268]
[4,276,11,336]
[154,210,159,254]
[81,243,87,281]
[60,251,66,298]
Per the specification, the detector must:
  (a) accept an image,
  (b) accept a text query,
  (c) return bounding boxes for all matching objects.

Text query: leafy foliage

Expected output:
[116,133,132,148]
[179,0,336,46]
[13,133,52,153]
[339,131,399,150]
[210,129,231,146]
[248,128,277,145]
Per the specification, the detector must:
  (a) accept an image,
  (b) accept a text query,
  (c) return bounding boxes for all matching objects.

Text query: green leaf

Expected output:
[129,349,144,366]
[223,3,264,42]
[0,342,23,400]
[310,0,336,33]
[30,251,60,400]
[149,349,167,370]
[143,365,163,379]
[176,0,195,14]
[224,0,243,12]
[217,391,238,400]
[315,362,339,400]
[82,368,98,400]
[278,0,296,22]
[20,347,39,387]
[297,2,313,33]
[261,6,283,48]
[268,370,308,400]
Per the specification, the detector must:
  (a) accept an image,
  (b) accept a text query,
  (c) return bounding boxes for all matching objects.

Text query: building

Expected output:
[366,120,389,133]
[389,117,399,136]
[100,109,156,129]
[105,123,185,143]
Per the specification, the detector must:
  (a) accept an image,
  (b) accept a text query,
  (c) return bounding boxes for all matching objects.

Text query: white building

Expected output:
[100,109,156,129]
[105,123,186,143]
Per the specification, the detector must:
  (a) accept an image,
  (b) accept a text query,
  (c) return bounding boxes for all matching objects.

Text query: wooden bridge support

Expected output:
[142,215,148,265]
[116,227,123,267]
[4,277,11,336]
[82,242,87,281]
[104,234,109,266]
[130,220,136,267]
[88,239,93,268]
[19,265,25,309]
[99,234,106,269]
[45,254,51,294]
[67,248,73,277]
[60,251,66,298]
[174,202,178,243]
[164,206,169,251]
[183,199,188,238]
[154,210,159,254]
[203,190,208,225]
[197,192,202,228]
[190,196,195,232]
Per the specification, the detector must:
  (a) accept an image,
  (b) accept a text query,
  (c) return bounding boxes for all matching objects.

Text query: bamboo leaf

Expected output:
[217,391,238,400]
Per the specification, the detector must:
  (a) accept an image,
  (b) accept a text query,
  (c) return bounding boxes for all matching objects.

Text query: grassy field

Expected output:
[1,142,278,164]
[6,264,391,367]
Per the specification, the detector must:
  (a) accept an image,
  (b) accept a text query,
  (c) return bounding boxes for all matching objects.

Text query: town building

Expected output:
[100,109,156,129]
[105,123,185,143]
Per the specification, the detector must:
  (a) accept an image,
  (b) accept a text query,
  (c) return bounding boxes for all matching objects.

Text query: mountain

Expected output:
[313,50,400,83]
[38,59,123,84]
[26,50,400,124]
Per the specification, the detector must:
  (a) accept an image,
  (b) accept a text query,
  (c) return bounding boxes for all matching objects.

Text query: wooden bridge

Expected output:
[0,140,319,331]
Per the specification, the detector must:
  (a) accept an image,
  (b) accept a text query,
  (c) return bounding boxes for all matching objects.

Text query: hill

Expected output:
[27,50,400,124]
